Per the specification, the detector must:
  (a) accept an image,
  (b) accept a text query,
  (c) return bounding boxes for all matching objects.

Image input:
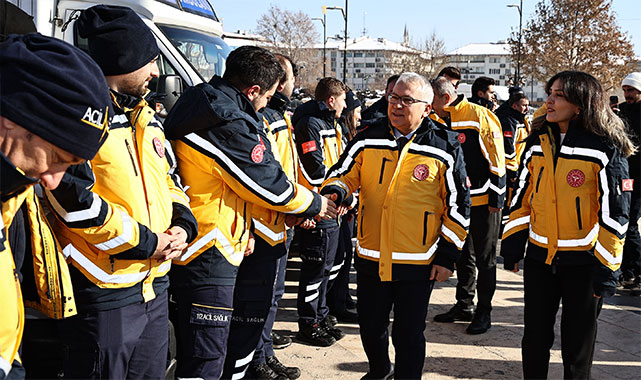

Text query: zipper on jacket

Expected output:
[359,206,365,238]
[535,167,544,193]
[32,199,53,300]
[379,158,391,184]
[575,196,583,230]
[422,211,431,245]
[125,139,139,176]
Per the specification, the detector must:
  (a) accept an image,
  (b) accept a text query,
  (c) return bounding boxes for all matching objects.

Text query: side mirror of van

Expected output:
[156,75,183,113]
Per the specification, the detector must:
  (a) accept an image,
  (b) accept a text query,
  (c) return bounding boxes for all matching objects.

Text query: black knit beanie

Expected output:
[0,33,112,160]
[76,5,159,76]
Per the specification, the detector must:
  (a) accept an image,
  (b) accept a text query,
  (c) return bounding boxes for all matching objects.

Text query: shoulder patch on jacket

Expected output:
[302,141,317,154]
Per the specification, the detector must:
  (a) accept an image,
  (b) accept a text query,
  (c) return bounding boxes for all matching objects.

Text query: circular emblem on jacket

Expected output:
[457,132,466,144]
[153,137,165,158]
[566,169,585,187]
[251,144,265,163]
[413,164,430,181]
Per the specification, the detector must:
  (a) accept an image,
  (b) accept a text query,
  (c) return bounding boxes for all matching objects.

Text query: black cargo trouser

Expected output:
[59,290,169,380]
[296,225,341,327]
[221,235,282,379]
[455,205,501,310]
[522,256,603,379]
[356,270,434,380]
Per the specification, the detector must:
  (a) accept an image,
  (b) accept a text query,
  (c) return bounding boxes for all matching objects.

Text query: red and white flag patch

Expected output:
[622,179,634,192]
[302,140,317,154]
[457,133,466,144]
[503,131,514,138]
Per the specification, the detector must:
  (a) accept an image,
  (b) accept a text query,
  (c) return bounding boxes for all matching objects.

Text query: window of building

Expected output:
[354,52,363,57]
[366,52,375,57]
[331,51,336,58]
[376,52,384,57]
[490,57,500,63]
[355,69,361,73]
[346,52,353,57]
[499,63,505,68]
[376,63,384,68]
[366,62,375,68]
[489,68,500,75]
[499,75,505,79]
[354,63,364,68]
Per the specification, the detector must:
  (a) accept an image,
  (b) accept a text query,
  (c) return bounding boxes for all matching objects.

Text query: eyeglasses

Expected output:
[388,93,428,107]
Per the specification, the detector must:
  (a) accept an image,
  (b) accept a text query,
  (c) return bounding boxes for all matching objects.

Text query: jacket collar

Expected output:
[267,91,290,113]
[0,151,38,201]
[209,76,262,124]
[111,89,145,111]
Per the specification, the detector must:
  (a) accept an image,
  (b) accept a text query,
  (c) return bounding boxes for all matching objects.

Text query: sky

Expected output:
[214,0,641,57]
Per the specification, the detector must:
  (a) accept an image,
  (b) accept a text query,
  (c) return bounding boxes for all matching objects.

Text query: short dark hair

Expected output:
[314,77,348,102]
[508,92,528,106]
[273,53,298,81]
[437,66,461,80]
[386,74,400,87]
[472,76,496,96]
[223,46,284,94]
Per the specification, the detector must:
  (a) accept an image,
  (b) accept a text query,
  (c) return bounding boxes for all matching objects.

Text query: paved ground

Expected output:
[271,253,641,380]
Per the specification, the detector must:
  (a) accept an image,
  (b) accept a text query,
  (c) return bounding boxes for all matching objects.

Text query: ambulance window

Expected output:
[158,24,231,82]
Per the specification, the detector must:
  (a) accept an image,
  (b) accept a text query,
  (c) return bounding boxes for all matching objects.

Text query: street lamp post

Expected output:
[326,1,348,83]
[312,10,327,77]
[507,0,523,86]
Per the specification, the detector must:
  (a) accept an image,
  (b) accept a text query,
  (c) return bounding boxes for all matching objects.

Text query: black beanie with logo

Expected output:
[0,33,112,160]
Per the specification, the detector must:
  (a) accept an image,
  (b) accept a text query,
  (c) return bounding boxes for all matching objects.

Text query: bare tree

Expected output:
[255,5,322,89]
[511,0,635,91]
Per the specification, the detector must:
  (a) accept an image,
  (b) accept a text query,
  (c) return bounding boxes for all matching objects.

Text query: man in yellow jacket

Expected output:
[0,34,112,379]
[321,72,471,380]
[431,76,506,335]
[44,6,198,379]
[164,46,336,380]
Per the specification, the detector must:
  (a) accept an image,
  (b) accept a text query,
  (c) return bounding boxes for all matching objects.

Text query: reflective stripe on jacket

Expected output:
[444,95,506,208]
[45,91,195,306]
[501,120,630,271]
[322,118,471,281]
[163,77,322,277]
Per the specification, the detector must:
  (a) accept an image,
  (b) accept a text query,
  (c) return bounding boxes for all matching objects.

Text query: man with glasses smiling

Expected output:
[321,72,471,379]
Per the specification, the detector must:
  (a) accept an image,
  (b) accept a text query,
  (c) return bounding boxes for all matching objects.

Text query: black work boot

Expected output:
[266,355,301,380]
[271,331,292,349]
[320,316,345,340]
[466,307,491,334]
[296,323,336,347]
[248,362,288,380]
[433,303,474,322]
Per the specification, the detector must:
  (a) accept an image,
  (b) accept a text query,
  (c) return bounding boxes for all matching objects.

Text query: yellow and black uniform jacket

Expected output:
[501,120,631,296]
[163,76,323,287]
[496,104,531,204]
[1,154,77,375]
[252,91,299,246]
[44,91,197,312]
[320,118,471,281]
[441,95,506,208]
[292,99,346,229]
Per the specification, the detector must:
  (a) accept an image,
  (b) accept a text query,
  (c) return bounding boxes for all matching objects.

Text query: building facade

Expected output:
[318,36,427,91]
[446,42,547,103]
